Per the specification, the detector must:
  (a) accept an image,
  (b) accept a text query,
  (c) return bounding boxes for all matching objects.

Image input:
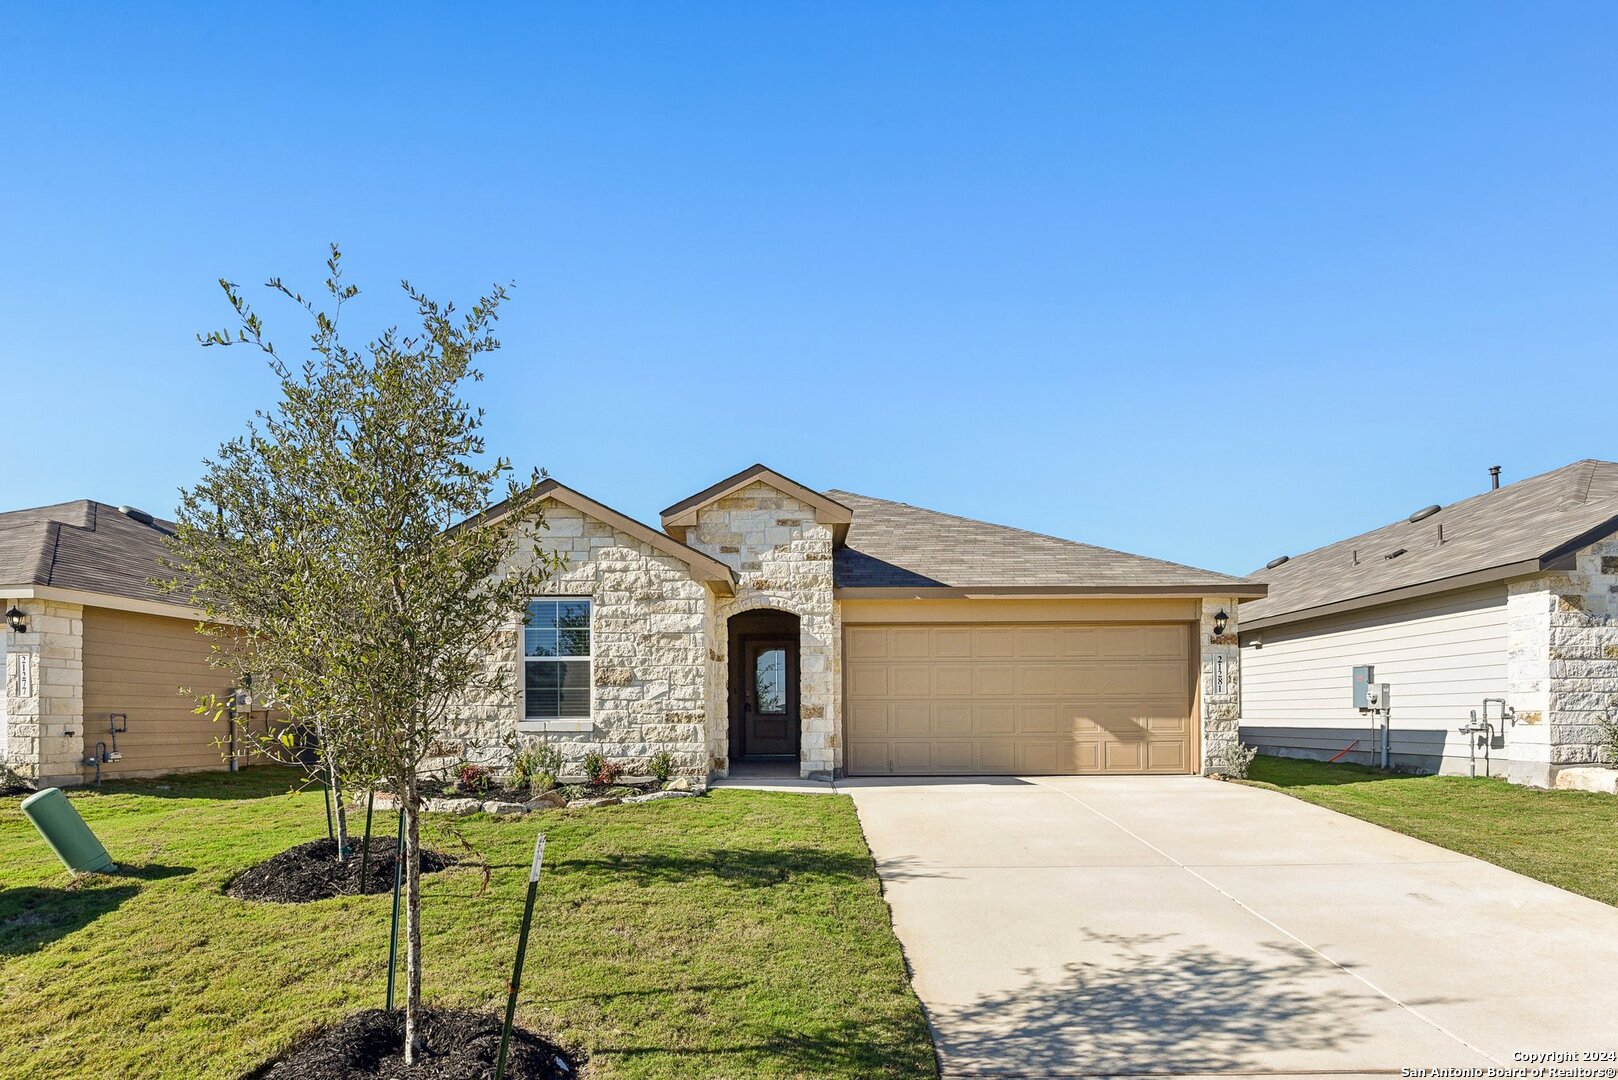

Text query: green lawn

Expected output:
[0,769,936,1079]
[1243,755,1618,906]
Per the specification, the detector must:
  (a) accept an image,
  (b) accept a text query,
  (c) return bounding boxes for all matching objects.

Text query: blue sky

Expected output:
[2,3,1614,575]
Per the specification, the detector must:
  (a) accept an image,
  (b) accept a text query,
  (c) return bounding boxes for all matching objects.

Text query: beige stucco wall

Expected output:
[683,481,839,778]
[446,500,713,777]
[81,607,235,781]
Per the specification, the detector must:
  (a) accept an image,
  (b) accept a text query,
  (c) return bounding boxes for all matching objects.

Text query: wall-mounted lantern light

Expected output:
[1212,609,1229,636]
[5,606,27,634]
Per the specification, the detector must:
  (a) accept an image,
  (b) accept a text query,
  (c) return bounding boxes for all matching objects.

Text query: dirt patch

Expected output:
[247,1006,577,1080]
[227,838,454,904]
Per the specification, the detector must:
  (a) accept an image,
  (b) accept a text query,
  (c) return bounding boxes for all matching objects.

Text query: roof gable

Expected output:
[830,490,1260,596]
[1242,459,1618,629]
[471,478,736,596]
[661,464,852,544]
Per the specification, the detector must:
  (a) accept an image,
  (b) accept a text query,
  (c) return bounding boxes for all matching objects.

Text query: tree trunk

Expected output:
[329,753,351,862]
[403,777,425,1064]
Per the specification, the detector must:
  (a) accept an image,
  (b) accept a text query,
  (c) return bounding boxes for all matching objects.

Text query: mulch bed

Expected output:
[246,1006,577,1080]
[228,838,454,904]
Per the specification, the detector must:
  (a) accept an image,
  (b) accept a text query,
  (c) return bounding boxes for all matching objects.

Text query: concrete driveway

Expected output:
[844,775,1618,1078]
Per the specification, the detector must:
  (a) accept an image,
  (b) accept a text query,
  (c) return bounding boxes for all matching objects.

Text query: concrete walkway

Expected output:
[844,775,1618,1078]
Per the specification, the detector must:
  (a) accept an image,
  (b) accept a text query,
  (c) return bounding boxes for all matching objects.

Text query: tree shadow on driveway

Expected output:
[933,930,1453,1076]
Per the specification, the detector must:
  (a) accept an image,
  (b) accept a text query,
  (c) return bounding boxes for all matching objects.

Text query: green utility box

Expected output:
[20,788,116,874]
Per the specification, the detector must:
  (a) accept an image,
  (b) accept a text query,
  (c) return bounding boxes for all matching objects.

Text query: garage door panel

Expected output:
[978,742,1016,772]
[1147,740,1188,771]
[847,700,889,735]
[1019,703,1062,734]
[935,703,973,736]
[849,664,889,696]
[1015,665,1058,695]
[973,666,1014,695]
[975,703,1016,734]
[973,628,1017,657]
[844,623,1194,776]
[891,702,931,736]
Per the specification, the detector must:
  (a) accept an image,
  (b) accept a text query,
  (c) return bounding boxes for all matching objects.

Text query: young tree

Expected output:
[165,246,554,1061]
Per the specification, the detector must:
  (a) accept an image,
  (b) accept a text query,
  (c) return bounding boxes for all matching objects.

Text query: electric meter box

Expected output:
[1353,665,1375,710]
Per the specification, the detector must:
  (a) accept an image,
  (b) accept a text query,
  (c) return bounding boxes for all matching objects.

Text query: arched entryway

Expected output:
[727,608,801,765]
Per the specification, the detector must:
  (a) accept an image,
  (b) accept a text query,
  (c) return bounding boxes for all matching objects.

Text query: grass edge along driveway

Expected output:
[1242,755,1618,907]
[0,768,937,1079]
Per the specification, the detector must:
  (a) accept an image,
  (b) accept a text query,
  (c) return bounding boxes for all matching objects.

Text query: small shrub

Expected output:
[581,751,606,784]
[594,760,624,786]
[511,743,564,793]
[557,784,585,801]
[458,763,492,794]
[648,750,674,782]
[1213,741,1259,780]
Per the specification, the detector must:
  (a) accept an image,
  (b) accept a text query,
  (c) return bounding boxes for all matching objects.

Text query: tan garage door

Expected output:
[844,623,1195,776]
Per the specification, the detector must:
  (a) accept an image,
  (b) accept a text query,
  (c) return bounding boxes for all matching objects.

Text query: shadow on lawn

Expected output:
[0,862,192,956]
[561,846,941,887]
[932,930,1453,1075]
[63,766,307,803]
[595,1013,936,1078]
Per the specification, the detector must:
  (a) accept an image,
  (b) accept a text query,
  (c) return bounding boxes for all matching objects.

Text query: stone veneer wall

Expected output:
[684,481,839,778]
[445,502,712,777]
[3,600,85,787]
[1200,596,1242,774]
[1507,537,1618,786]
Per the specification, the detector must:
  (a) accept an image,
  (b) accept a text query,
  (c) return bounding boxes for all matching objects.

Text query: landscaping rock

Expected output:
[1554,766,1618,795]
[663,776,697,792]
[424,797,481,815]
[566,796,622,808]
[623,790,696,804]
[482,800,528,815]
[525,791,567,810]
[244,1004,575,1079]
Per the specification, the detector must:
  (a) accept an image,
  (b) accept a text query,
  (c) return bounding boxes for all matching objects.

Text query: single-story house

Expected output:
[3,468,1263,787]
[452,464,1262,780]
[1237,459,1618,787]
[0,500,253,788]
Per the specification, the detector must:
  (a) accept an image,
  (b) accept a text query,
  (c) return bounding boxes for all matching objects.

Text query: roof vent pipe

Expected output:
[1489,465,1501,490]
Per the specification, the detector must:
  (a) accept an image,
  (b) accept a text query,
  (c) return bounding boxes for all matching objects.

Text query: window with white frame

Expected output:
[523,598,592,721]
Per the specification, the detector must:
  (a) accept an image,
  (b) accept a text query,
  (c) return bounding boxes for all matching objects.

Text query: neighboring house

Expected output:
[1,500,243,787]
[1238,460,1618,787]
[452,464,1262,780]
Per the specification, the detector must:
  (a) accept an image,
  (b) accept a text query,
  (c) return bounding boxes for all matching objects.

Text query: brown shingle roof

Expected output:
[829,490,1258,594]
[1241,459,1618,629]
[0,500,184,608]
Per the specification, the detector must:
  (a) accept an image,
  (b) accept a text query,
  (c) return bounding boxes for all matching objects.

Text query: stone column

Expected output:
[4,600,85,787]
[1200,596,1241,774]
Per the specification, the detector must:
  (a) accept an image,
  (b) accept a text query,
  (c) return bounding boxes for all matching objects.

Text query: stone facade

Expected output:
[683,481,839,779]
[1507,537,1618,786]
[445,502,713,777]
[3,599,85,787]
[1199,596,1242,774]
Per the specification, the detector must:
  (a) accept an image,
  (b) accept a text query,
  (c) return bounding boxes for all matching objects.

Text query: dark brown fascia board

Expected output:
[835,583,1268,600]
[459,478,736,596]
[1537,513,1618,572]
[660,464,853,543]
[1238,559,1545,632]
